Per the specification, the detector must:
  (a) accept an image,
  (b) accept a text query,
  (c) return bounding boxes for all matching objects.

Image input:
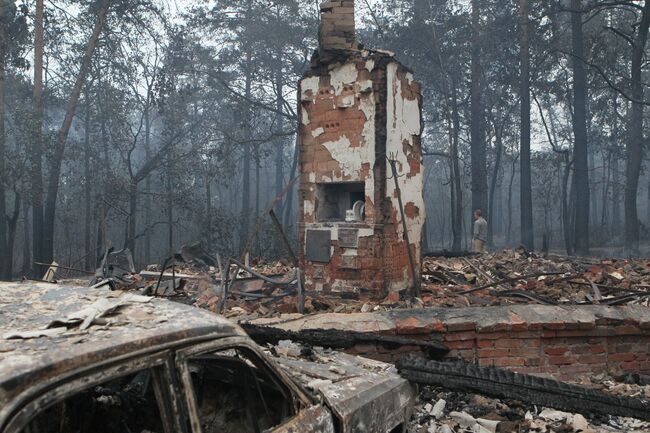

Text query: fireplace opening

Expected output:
[316,182,366,222]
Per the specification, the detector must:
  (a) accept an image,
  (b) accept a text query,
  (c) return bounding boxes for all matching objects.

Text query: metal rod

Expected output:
[388,157,421,298]
[269,209,298,267]
[34,262,94,275]
[229,258,297,286]
[296,268,305,314]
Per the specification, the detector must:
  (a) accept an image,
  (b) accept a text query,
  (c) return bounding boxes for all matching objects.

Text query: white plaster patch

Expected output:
[301,76,320,102]
[322,135,373,180]
[308,173,316,183]
[330,63,358,96]
[301,108,311,126]
[358,80,373,93]
[312,127,325,137]
[303,199,315,217]
[365,59,375,72]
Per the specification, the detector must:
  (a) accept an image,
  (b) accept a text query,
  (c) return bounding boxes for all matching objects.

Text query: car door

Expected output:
[174,336,336,433]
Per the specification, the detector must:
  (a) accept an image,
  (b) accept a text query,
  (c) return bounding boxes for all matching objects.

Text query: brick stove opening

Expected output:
[298,0,425,297]
[316,182,365,222]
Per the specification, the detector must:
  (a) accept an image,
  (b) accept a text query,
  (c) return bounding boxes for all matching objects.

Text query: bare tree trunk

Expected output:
[0,59,7,280]
[31,0,45,273]
[450,82,463,251]
[470,0,488,223]
[167,171,173,256]
[239,53,253,254]
[601,149,611,229]
[625,1,650,255]
[21,201,31,275]
[283,136,299,229]
[144,101,152,264]
[206,176,212,252]
[274,60,285,215]
[84,97,92,270]
[6,193,20,279]
[519,0,534,250]
[42,2,109,264]
[506,155,518,246]
[254,147,260,256]
[570,0,590,255]
[612,154,621,232]
[127,183,137,255]
[561,155,573,255]
[488,116,503,248]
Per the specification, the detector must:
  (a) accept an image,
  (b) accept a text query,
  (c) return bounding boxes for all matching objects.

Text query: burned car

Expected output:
[0,283,414,433]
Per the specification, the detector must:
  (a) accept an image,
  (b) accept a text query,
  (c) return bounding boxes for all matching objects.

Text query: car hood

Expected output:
[271,345,415,433]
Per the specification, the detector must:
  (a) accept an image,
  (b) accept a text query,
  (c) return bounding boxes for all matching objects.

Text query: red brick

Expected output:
[614,325,641,335]
[509,348,540,358]
[570,344,592,355]
[477,340,494,348]
[543,322,566,330]
[445,331,477,342]
[576,354,607,364]
[445,340,475,350]
[556,330,592,337]
[447,321,476,332]
[493,357,525,367]
[620,361,640,371]
[475,332,512,340]
[548,356,573,365]
[609,353,636,362]
[544,347,569,356]
[586,327,616,337]
[495,339,521,349]
[523,339,541,348]
[590,344,606,354]
[479,358,493,367]
[478,349,510,358]
[525,358,541,367]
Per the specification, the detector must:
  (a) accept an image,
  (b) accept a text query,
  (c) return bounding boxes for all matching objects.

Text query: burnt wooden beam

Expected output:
[241,323,449,360]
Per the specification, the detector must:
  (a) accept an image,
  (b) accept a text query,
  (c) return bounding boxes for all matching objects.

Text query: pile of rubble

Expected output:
[411,379,650,433]
[420,249,650,308]
[46,247,650,320]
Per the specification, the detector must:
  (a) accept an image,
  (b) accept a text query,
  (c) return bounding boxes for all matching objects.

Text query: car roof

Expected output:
[0,281,244,408]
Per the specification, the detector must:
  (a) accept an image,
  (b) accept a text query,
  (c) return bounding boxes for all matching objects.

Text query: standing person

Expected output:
[473,209,488,253]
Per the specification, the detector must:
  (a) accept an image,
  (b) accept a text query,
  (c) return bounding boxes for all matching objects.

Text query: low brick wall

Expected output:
[252,305,650,380]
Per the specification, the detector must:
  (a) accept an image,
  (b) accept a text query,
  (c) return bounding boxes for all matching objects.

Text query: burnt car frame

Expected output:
[0,283,414,433]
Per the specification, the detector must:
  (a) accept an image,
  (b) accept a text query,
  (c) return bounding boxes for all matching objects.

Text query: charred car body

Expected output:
[0,283,414,433]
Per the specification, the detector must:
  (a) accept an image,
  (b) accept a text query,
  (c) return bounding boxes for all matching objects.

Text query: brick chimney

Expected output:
[319,0,359,52]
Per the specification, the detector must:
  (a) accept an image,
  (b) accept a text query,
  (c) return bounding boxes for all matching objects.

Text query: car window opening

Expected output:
[187,348,292,433]
[20,369,165,433]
